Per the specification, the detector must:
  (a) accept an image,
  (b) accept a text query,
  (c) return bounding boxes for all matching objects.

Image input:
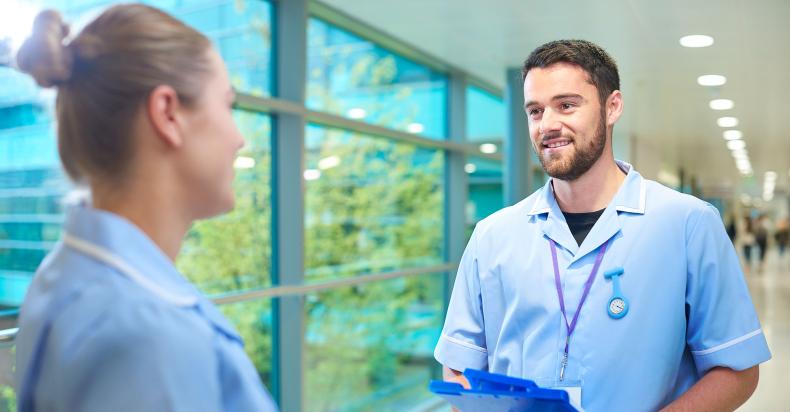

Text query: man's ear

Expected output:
[606,90,623,127]
[146,85,184,148]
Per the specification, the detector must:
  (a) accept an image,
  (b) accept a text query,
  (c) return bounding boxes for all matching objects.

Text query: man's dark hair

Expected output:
[522,40,620,104]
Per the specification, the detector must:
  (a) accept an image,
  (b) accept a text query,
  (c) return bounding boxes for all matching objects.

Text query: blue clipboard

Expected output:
[429,369,578,412]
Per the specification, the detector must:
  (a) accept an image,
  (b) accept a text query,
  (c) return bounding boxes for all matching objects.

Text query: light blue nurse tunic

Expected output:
[435,161,771,411]
[15,205,278,411]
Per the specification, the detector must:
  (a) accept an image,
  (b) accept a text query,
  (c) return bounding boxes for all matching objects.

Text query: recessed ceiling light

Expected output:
[698,75,727,86]
[717,117,738,128]
[723,130,743,140]
[480,143,498,154]
[233,156,256,169]
[303,169,321,181]
[346,108,366,119]
[464,163,477,174]
[407,123,425,134]
[709,99,734,110]
[318,155,341,170]
[732,150,748,159]
[680,35,714,48]
[727,139,746,151]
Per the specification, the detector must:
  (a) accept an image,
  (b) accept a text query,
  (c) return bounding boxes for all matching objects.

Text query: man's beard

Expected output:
[537,112,607,182]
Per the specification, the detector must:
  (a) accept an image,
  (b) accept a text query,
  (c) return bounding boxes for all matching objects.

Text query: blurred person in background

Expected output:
[726,213,737,244]
[775,218,789,259]
[742,215,756,274]
[755,214,770,273]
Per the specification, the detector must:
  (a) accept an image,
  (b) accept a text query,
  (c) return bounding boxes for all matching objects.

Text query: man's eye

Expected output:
[528,108,542,116]
[560,103,575,110]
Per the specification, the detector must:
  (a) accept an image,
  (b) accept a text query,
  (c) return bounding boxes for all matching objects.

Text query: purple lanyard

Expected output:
[549,238,609,381]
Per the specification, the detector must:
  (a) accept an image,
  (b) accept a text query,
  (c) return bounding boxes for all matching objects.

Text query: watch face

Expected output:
[609,298,625,314]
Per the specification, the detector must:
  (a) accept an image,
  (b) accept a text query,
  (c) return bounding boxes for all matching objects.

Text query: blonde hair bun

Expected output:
[16,10,72,88]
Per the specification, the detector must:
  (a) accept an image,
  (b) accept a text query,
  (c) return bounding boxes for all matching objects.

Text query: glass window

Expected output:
[0,344,15,410]
[0,1,274,309]
[466,85,505,142]
[177,110,271,295]
[166,0,273,97]
[465,156,503,233]
[304,274,444,411]
[0,61,68,310]
[307,18,448,140]
[5,0,273,96]
[304,125,445,281]
[219,299,273,389]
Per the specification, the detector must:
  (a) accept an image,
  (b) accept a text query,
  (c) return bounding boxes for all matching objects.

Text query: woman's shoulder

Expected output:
[64,282,213,354]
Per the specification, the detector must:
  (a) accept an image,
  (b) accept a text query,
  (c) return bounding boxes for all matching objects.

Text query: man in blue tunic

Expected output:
[434,40,771,411]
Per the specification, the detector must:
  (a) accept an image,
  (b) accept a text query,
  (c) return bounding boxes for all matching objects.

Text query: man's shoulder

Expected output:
[642,178,719,221]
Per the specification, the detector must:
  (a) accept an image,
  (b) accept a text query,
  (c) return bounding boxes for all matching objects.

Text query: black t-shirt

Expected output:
[562,208,606,246]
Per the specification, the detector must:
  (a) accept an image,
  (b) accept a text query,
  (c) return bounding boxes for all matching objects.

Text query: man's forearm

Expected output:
[661,366,759,412]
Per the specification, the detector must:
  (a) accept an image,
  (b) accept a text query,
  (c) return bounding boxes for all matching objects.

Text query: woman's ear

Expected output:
[146,85,184,148]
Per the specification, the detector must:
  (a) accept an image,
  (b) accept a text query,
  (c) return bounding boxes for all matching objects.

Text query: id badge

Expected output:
[550,380,584,412]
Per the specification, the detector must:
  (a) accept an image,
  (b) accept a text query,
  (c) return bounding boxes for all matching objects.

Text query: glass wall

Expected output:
[304,274,444,411]
[0,0,275,406]
[465,85,504,230]
[466,85,505,143]
[307,18,448,140]
[304,125,444,281]
[0,33,67,310]
[0,0,507,410]
[465,156,503,228]
[178,110,272,295]
[0,0,274,303]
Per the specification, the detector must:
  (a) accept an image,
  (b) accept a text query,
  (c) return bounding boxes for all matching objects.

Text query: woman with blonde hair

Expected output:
[14,4,277,411]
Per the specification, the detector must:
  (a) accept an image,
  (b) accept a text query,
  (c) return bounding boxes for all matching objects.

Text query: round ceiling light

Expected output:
[698,75,727,86]
[680,35,714,48]
[709,99,734,110]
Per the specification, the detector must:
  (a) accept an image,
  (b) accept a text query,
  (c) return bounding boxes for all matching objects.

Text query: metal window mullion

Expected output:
[505,68,532,206]
[442,71,468,382]
[236,93,502,159]
[271,0,307,411]
[445,71,468,284]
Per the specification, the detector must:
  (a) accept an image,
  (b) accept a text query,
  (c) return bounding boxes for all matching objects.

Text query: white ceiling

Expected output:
[322,0,790,196]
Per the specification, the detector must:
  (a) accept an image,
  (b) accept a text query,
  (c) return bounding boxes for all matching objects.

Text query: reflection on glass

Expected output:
[305,274,444,411]
[0,344,15,410]
[305,125,444,280]
[0,60,67,310]
[0,0,274,306]
[178,111,271,295]
[171,0,273,96]
[466,156,503,233]
[466,85,505,142]
[307,18,448,140]
[218,298,273,389]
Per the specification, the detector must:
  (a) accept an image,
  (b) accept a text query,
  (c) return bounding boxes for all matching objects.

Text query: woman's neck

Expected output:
[91,180,191,262]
